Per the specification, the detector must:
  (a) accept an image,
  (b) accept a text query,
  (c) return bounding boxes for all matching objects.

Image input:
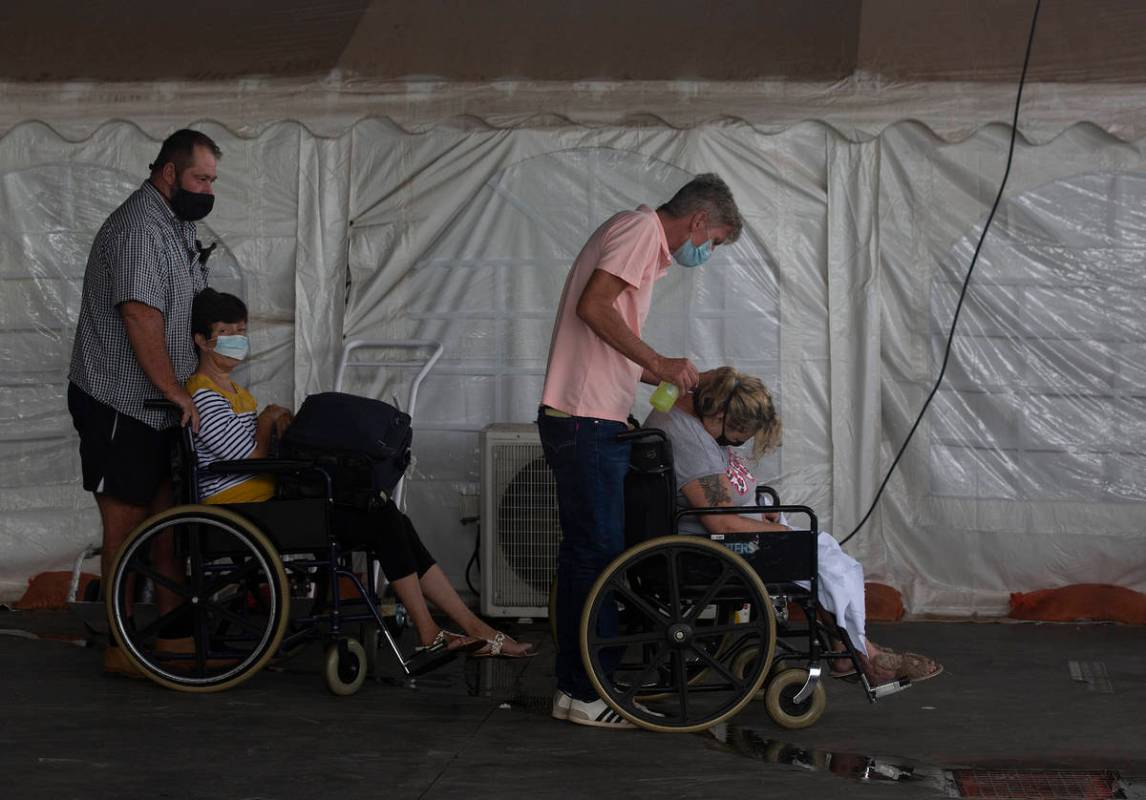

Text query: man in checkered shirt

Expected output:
[67,129,221,675]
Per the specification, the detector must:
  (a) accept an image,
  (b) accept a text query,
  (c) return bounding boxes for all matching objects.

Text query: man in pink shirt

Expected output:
[539,174,743,728]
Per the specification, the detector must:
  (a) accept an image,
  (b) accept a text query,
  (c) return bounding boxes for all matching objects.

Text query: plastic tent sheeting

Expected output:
[2,116,1145,614]
[868,124,1146,613]
[0,122,317,598]
[330,119,1146,613]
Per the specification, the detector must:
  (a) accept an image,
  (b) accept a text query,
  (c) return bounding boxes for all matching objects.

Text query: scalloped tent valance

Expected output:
[3,0,1146,142]
[3,77,1146,144]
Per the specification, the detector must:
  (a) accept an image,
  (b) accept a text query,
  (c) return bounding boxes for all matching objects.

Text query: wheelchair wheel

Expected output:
[324,637,367,696]
[581,536,776,733]
[106,505,290,693]
[731,646,769,700]
[764,668,827,729]
[636,600,742,703]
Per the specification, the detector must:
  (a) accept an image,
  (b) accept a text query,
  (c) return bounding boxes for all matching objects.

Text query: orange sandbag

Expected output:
[865,582,905,622]
[14,571,99,610]
[1009,584,1146,625]
[784,582,904,623]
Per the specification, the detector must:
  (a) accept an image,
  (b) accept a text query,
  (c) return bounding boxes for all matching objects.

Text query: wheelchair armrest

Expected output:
[676,504,818,533]
[208,458,316,475]
[755,485,780,506]
[143,399,177,411]
[208,459,333,501]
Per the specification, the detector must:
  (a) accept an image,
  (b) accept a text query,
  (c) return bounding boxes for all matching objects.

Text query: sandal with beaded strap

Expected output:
[415,630,483,655]
[473,631,536,659]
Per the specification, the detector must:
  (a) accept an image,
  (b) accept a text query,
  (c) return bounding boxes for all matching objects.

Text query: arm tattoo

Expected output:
[697,474,731,507]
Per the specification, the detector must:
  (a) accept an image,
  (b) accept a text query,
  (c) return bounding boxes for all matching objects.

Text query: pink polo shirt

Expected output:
[541,206,672,422]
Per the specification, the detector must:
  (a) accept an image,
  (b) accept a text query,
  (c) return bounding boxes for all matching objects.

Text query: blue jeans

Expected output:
[537,411,631,701]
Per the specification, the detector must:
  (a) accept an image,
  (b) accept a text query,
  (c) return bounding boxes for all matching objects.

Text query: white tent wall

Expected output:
[333,123,798,589]
[0,122,306,598]
[866,124,1146,614]
[2,112,1145,612]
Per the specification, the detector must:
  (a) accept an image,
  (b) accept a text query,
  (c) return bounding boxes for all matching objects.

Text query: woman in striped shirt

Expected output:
[186,291,290,504]
[188,289,533,659]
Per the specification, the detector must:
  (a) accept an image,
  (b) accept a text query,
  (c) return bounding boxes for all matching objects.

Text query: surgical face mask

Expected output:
[214,334,249,361]
[672,236,713,268]
[170,182,215,222]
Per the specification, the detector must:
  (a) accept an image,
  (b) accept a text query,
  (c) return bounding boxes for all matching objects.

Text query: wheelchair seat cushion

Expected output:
[215,499,331,553]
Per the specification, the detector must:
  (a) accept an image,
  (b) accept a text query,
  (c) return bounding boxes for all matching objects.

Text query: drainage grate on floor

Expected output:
[1069,660,1114,694]
[953,769,1123,799]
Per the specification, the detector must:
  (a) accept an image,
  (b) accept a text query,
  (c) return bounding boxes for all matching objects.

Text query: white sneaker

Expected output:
[551,690,573,720]
[566,696,637,730]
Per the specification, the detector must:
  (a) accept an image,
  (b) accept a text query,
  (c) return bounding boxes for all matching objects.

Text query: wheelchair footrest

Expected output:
[792,663,823,704]
[869,677,912,700]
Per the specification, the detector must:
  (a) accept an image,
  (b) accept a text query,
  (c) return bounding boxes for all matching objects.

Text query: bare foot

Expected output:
[860,645,942,684]
[444,631,483,651]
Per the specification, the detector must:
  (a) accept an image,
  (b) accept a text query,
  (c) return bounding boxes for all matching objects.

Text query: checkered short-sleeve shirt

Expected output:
[69,181,210,430]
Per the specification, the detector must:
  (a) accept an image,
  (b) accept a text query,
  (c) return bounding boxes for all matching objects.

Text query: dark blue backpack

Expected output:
[279,392,412,507]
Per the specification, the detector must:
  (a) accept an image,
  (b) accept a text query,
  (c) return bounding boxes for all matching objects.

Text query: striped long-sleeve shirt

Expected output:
[186,373,275,503]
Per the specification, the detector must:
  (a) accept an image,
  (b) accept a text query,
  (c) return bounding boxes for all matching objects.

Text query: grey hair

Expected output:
[658,173,743,244]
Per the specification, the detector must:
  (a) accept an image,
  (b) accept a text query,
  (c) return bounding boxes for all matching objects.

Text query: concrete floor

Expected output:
[1,609,1144,800]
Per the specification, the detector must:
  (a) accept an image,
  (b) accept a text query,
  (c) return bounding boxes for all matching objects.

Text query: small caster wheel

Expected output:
[731,647,768,700]
[324,637,367,696]
[764,668,827,729]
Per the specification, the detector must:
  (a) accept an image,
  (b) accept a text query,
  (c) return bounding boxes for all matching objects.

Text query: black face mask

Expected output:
[170,183,214,222]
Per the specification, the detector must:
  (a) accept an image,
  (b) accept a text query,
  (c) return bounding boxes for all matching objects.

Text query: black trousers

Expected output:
[333,499,436,581]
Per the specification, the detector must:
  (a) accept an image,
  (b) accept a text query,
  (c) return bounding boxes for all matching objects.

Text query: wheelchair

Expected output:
[103,400,421,695]
[556,428,911,733]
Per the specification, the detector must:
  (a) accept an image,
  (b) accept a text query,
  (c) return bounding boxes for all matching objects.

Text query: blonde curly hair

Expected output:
[691,366,781,459]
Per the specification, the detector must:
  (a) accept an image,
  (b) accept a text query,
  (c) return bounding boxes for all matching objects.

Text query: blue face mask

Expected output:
[672,237,713,268]
[214,334,249,361]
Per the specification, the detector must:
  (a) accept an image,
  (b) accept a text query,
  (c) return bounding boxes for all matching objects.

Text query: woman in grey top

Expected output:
[645,367,941,686]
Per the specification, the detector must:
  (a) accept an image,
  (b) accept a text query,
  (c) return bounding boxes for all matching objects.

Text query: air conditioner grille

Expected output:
[493,444,561,607]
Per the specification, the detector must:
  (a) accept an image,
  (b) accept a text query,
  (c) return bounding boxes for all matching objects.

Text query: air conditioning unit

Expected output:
[479,423,561,618]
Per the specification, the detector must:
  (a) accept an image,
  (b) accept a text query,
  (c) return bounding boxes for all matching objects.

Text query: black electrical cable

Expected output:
[840,0,1042,547]
[461,516,481,597]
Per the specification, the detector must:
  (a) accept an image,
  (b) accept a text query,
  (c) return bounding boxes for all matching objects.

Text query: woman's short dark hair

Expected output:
[192,288,247,339]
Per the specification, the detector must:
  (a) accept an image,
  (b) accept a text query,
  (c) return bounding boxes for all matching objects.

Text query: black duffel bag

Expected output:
[278,392,412,507]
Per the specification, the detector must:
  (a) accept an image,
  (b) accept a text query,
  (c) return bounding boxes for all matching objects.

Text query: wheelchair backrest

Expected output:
[622,429,676,548]
[174,424,202,504]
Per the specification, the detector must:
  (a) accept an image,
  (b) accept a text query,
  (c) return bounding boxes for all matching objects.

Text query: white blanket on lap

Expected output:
[803,531,868,656]
[772,508,868,656]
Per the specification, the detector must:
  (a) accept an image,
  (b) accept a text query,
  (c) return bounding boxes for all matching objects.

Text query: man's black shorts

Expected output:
[67,383,177,506]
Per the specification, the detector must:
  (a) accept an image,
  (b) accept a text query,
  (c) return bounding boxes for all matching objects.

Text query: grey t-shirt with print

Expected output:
[643,407,758,535]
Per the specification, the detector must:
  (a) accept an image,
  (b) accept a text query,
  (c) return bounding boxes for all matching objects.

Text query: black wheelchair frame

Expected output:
[571,428,908,732]
[103,400,422,694]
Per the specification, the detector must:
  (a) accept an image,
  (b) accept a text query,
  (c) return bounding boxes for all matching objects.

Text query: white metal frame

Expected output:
[333,339,444,510]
